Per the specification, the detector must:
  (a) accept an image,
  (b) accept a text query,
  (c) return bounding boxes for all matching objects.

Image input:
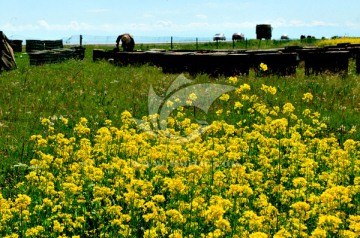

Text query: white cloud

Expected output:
[35,20,93,31]
[37,20,50,29]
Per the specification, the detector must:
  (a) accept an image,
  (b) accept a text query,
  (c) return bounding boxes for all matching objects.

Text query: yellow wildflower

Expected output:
[216,109,223,116]
[219,93,230,102]
[169,230,183,238]
[188,93,197,101]
[14,194,31,210]
[60,117,68,125]
[25,226,45,237]
[215,218,232,232]
[234,101,243,110]
[250,231,268,238]
[53,220,65,233]
[143,227,158,238]
[235,83,251,95]
[282,102,295,115]
[41,118,51,126]
[227,184,253,197]
[205,205,225,223]
[228,76,238,84]
[42,198,53,207]
[261,84,277,95]
[311,228,327,237]
[166,100,174,108]
[348,215,360,235]
[152,195,166,203]
[302,92,313,102]
[290,202,310,219]
[166,209,186,224]
[260,63,268,71]
[293,177,307,188]
[318,215,342,233]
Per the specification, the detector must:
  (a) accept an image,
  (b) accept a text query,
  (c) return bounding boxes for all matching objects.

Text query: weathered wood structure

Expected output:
[26,39,85,65]
[28,47,85,65]
[93,43,360,77]
[8,40,23,52]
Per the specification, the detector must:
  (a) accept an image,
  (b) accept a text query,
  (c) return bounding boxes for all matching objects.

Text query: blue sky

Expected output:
[1,0,360,43]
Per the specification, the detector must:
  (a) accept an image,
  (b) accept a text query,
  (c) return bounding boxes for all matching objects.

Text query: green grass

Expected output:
[0,42,359,192]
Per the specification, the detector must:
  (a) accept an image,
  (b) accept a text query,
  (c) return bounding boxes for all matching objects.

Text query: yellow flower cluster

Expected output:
[1,81,359,237]
[228,76,238,84]
[261,84,277,95]
[260,63,268,72]
[302,92,313,102]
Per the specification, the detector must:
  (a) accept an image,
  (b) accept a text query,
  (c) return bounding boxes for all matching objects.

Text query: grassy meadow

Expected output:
[0,39,360,237]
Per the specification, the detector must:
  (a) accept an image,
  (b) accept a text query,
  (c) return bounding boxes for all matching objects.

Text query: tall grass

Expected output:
[0,43,359,194]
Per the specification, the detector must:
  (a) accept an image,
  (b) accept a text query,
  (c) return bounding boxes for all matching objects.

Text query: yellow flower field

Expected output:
[1,79,360,237]
[315,37,360,47]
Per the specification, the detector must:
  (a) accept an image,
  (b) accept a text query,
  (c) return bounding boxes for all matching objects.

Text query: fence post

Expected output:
[80,35,83,46]
[171,36,173,50]
[196,37,198,50]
